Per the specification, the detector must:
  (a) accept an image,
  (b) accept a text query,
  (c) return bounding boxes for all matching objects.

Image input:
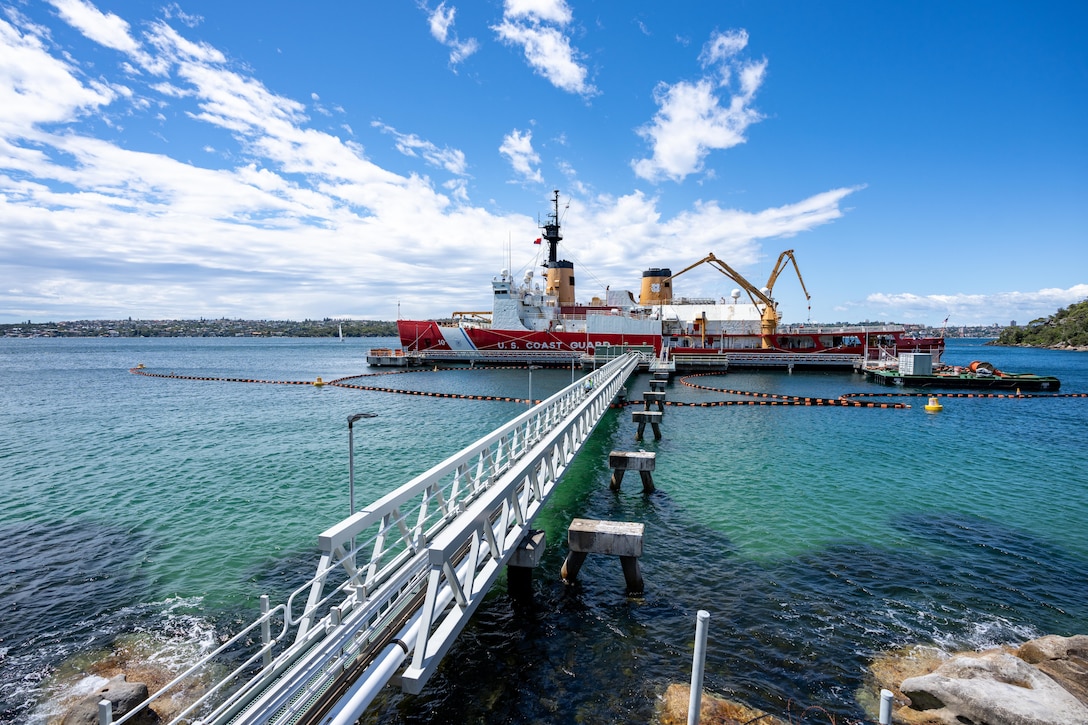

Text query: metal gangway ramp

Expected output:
[107,353,641,725]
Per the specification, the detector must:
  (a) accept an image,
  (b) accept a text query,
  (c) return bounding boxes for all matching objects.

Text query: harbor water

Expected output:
[2,337,1087,723]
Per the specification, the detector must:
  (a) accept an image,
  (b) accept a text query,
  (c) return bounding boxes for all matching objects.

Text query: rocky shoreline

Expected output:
[866,634,1088,725]
[657,634,1088,725]
[986,341,1088,352]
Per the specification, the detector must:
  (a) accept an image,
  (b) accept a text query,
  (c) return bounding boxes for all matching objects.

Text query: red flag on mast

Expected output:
[533,237,541,245]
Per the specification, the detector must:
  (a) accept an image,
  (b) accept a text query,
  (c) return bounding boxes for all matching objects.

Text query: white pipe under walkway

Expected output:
[104,352,641,725]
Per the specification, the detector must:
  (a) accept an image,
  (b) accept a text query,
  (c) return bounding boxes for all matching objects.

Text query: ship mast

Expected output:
[542,189,562,264]
[540,189,575,306]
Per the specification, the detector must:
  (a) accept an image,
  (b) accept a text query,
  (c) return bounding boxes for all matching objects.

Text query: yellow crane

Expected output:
[664,250,813,347]
[765,249,811,321]
[664,253,781,348]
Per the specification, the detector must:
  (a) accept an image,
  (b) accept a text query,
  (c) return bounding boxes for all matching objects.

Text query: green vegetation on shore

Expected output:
[1,318,397,338]
[993,299,1088,348]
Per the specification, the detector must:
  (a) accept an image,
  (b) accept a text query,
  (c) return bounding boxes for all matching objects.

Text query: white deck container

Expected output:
[899,352,933,375]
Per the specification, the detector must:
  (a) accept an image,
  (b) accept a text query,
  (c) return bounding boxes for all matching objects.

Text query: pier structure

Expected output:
[109,353,642,725]
[367,346,861,372]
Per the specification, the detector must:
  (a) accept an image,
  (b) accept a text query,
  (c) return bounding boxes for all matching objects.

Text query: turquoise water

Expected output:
[2,337,1086,723]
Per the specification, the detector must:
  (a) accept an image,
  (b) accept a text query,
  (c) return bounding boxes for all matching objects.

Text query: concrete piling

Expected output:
[561,519,644,594]
[632,410,662,441]
[608,450,656,493]
[643,390,666,412]
[508,529,547,597]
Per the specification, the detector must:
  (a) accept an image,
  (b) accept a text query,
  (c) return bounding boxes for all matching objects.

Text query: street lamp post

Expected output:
[348,412,378,517]
[527,365,541,406]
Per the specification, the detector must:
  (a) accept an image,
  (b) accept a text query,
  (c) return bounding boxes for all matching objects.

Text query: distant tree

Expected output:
[992,299,1088,348]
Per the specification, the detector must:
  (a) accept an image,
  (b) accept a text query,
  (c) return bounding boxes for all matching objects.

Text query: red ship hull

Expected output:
[397,319,943,358]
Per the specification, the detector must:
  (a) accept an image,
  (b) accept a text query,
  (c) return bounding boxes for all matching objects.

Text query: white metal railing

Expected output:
[396,354,637,697]
[105,353,642,725]
[721,352,861,366]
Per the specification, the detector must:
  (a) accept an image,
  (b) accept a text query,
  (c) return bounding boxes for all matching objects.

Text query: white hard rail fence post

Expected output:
[260,595,272,668]
[97,698,112,725]
[879,688,894,724]
[688,609,710,725]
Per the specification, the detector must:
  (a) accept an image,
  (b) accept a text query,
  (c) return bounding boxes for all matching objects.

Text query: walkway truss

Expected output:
[113,353,642,725]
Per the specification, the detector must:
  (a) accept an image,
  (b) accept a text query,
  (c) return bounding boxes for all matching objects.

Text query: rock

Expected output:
[61,675,161,725]
[898,650,1088,725]
[658,683,787,725]
[866,645,950,696]
[1017,635,1088,708]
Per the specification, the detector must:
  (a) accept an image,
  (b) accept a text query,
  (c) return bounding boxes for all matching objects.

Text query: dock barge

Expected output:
[862,355,1061,391]
[863,368,1061,391]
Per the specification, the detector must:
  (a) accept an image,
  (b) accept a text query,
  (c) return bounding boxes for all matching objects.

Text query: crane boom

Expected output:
[766,250,809,300]
[766,249,811,319]
[664,253,774,306]
[663,253,779,347]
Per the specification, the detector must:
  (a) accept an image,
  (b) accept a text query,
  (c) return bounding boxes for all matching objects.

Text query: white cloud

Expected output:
[859,286,1088,326]
[0,4,870,323]
[443,177,470,204]
[0,16,119,129]
[144,20,225,67]
[448,36,480,66]
[425,2,479,68]
[633,29,766,183]
[373,122,468,176]
[699,28,748,78]
[47,0,140,53]
[428,2,454,43]
[503,0,573,24]
[492,0,595,96]
[311,92,331,117]
[161,3,202,29]
[499,129,543,184]
[560,187,859,281]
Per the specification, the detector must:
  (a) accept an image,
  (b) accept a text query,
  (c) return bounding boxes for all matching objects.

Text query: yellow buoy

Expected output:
[924,396,943,412]
[314,376,325,387]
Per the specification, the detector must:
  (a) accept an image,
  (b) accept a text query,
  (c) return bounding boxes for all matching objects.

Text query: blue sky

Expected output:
[1,0,1085,326]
